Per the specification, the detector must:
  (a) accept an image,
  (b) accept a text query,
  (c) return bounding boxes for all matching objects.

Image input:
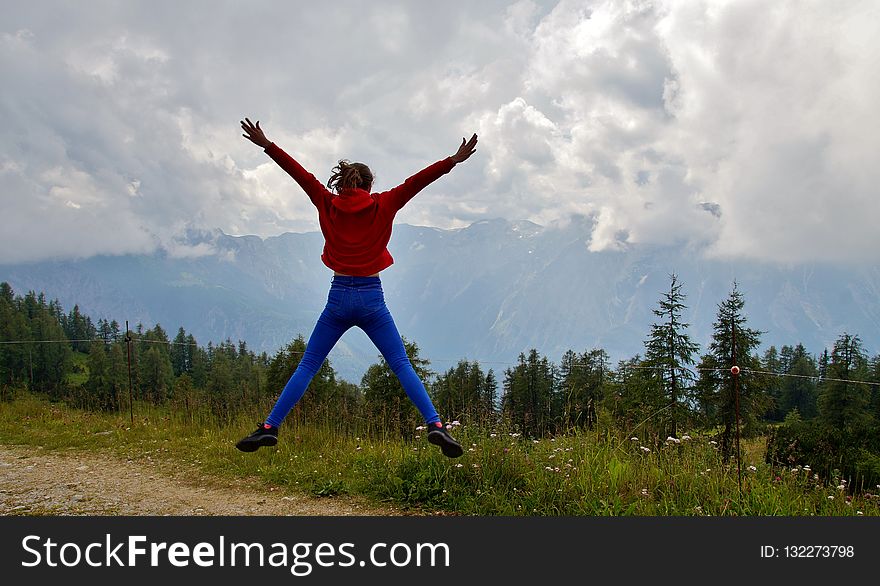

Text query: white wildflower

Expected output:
[415,426,426,431]
[640,446,651,453]
[748,465,757,472]
[630,437,639,442]
[681,435,692,441]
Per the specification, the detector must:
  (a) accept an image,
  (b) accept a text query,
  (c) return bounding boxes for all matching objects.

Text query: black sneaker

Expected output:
[427,422,463,458]
[235,423,278,452]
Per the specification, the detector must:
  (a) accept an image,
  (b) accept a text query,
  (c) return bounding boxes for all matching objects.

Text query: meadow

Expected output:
[2,392,877,516]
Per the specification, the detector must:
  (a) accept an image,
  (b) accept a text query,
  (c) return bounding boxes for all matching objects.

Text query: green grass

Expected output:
[1,392,878,516]
[64,352,90,386]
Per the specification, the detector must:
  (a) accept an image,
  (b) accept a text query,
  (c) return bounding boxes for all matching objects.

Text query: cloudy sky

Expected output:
[2,0,878,265]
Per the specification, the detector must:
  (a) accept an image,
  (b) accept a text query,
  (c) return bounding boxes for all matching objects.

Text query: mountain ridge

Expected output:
[3,218,878,382]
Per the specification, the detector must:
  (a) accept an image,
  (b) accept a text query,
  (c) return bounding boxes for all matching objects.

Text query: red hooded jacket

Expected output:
[264,143,456,276]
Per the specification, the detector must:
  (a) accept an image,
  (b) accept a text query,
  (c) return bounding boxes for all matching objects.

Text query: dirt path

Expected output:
[0,444,403,516]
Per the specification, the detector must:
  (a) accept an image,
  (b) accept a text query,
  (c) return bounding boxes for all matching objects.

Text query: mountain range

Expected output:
[3,216,878,382]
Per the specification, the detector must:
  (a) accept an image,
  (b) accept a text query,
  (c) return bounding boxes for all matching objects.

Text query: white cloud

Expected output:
[658,0,880,262]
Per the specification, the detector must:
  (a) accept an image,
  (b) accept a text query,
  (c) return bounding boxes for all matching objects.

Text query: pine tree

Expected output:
[695,282,768,461]
[140,345,174,404]
[0,283,13,305]
[483,369,499,423]
[431,359,489,423]
[66,305,96,352]
[265,336,306,399]
[559,348,608,431]
[86,340,113,410]
[0,284,32,388]
[190,338,209,389]
[609,354,660,440]
[107,341,128,412]
[206,344,235,419]
[109,320,121,341]
[818,349,829,381]
[780,343,818,419]
[642,274,700,438]
[171,327,190,376]
[762,346,784,421]
[817,333,872,435]
[501,349,557,437]
[233,339,263,408]
[27,292,71,397]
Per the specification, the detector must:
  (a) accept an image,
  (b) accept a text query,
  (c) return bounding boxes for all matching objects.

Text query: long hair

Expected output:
[327,160,374,194]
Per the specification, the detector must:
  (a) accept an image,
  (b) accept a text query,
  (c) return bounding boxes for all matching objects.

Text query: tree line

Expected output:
[2,277,879,487]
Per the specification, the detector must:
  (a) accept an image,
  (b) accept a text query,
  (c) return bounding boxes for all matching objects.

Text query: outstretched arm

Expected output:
[241,117,271,148]
[384,133,479,211]
[240,117,330,207]
[451,133,478,164]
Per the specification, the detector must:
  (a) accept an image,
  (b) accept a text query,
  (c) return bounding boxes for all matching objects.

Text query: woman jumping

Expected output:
[235,118,477,458]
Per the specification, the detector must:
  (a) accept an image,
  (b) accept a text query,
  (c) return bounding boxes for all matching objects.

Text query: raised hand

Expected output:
[241,117,271,149]
[451,133,478,164]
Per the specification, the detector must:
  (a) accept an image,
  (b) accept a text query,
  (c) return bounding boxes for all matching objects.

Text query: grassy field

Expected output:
[1,392,878,516]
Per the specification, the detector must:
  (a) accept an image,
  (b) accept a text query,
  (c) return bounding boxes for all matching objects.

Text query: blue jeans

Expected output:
[265,276,440,427]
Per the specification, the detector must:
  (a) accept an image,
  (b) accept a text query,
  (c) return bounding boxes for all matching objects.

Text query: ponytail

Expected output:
[327,160,374,194]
